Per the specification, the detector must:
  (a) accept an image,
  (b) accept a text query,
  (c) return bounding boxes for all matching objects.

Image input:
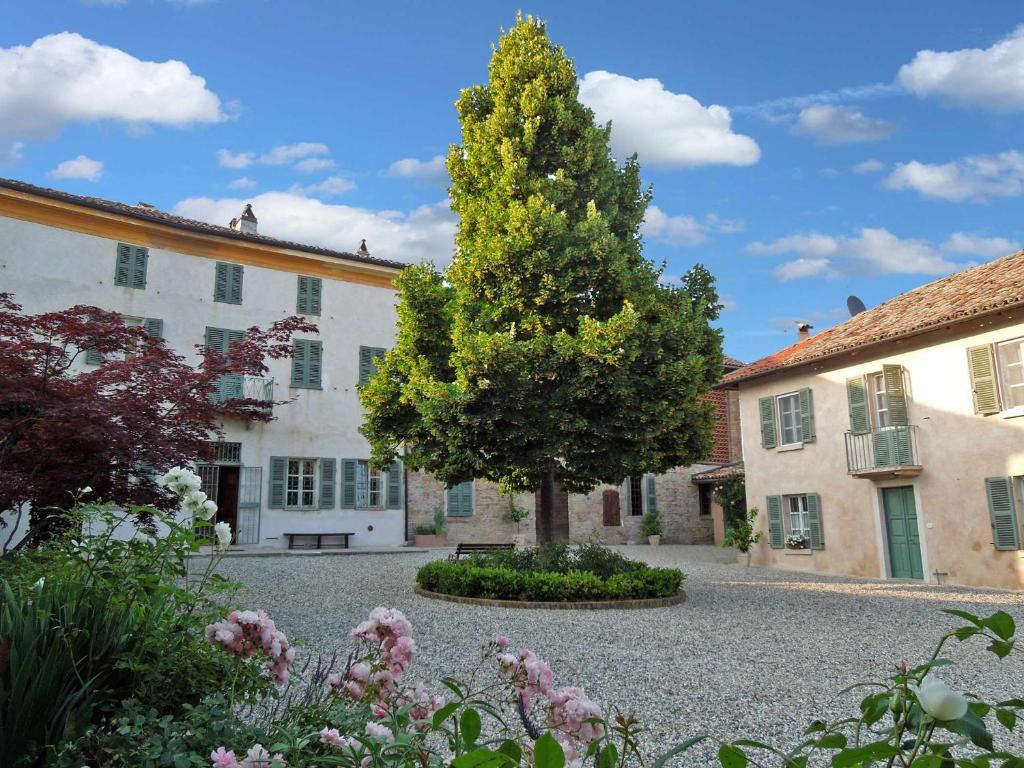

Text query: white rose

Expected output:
[132,531,155,546]
[214,521,232,551]
[910,675,968,721]
[181,490,209,516]
[198,499,218,521]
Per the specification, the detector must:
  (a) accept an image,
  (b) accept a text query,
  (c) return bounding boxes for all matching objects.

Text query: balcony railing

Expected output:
[212,375,274,415]
[844,425,921,478]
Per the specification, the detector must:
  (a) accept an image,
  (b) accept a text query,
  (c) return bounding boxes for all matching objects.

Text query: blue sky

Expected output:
[2,1,1024,363]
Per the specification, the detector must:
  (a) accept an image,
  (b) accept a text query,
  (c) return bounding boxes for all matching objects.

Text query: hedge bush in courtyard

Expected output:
[416,543,684,602]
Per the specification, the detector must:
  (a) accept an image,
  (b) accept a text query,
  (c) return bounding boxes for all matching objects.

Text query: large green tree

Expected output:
[361,15,723,543]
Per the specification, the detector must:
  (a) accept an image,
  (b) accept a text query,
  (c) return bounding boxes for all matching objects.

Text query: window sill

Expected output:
[289,384,323,390]
[998,407,1024,419]
[783,548,814,556]
[778,443,804,452]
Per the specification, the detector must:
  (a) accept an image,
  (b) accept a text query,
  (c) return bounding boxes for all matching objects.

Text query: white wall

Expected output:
[0,214,406,547]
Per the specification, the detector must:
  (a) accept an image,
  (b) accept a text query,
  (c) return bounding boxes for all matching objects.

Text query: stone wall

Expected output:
[406,465,717,546]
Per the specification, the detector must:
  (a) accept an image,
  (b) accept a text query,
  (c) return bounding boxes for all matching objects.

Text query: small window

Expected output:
[871,373,890,428]
[214,262,244,305]
[777,392,803,445]
[355,460,385,510]
[699,485,712,517]
[786,494,810,538]
[996,338,1024,409]
[628,476,644,516]
[297,276,322,316]
[114,243,148,289]
[286,458,318,509]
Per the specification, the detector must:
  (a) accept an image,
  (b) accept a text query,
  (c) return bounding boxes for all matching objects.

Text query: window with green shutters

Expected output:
[358,346,386,385]
[387,460,403,509]
[771,492,825,550]
[266,457,335,510]
[213,262,244,304]
[985,477,1021,551]
[291,339,323,388]
[339,458,402,509]
[761,388,814,448]
[297,275,322,316]
[85,316,163,365]
[114,243,148,289]
[205,326,244,402]
[446,481,474,517]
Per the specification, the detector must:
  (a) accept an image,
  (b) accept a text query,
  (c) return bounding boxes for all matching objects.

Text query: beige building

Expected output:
[721,250,1024,590]
[407,358,745,546]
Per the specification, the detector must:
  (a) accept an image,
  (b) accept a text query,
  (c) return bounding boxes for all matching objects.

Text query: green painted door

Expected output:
[883,486,924,580]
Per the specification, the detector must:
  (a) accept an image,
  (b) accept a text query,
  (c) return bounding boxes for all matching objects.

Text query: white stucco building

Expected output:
[0,177,408,548]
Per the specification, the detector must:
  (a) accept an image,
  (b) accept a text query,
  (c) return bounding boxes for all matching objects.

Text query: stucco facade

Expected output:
[733,313,1024,590]
[0,182,408,548]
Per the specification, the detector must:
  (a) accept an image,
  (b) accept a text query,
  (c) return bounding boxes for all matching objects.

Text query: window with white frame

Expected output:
[871,372,890,428]
[286,458,317,509]
[777,393,803,445]
[355,460,385,510]
[786,494,810,538]
[996,338,1024,409]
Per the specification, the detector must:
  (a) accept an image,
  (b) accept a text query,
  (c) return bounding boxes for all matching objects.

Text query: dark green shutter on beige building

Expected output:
[758,396,777,448]
[291,340,323,388]
[214,262,244,304]
[985,476,1021,550]
[268,457,286,509]
[766,495,784,549]
[967,345,1000,415]
[297,276,322,316]
[206,327,244,401]
[115,243,148,289]
[387,461,403,509]
[806,492,824,550]
[341,459,357,508]
[143,318,163,338]
[798,387,815,442]
[846,376,871,434]
[645,475,657,513]
[319,458,336,509]
[882,365,909,426]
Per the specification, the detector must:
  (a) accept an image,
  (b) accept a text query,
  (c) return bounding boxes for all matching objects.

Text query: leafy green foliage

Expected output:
[359,15,723,541]
[722,508,762,555]
[640,511,663,537]
[713,477,746,530]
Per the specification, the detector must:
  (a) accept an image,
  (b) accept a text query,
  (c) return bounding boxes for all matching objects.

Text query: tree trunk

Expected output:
[535,469,570,545]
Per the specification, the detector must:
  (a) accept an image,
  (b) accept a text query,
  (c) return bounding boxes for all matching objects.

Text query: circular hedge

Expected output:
[415,544,684,603]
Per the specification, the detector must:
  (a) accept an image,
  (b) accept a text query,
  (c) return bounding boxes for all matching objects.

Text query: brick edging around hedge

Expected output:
[413,586,687,610]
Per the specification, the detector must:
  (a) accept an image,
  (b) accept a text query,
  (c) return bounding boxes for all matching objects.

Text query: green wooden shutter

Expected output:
[130,246,148,289]
[758,396,777,448]
[297,276,322,315]
[645,475,657,513]
[967,345,1000,415]
[872,430,893,467]
[214,262,229,302]
[806,492,824,550]
[85,347,103,365]
[319,458,336,509]
[143,317,163,338]
[115,243,132,286]
[358,346,386,385]
[291,340,307,386]
[448,482,473,517]
[462,481,474,515]
[798,388,815,443]
[229,264,243,304]
[387,460,403,509]
[296,276,310,314]
[268,457,286,509]
[766,495,784,549]
[882,365,909,426]
[846,376,871,434]
[341,459,357,508]
[309,277,322,315]
[222,330,244,400]
[985,477,1021,551]
[307,340,322,387]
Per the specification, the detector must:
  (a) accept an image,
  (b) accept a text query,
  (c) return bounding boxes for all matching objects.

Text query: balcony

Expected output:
[212,375,274,416]
[844,425,922,479]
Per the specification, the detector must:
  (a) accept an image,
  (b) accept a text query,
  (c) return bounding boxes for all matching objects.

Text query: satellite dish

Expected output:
[847,295,867,317]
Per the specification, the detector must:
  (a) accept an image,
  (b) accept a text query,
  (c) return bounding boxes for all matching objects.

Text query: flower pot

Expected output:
[648,534,661,546]
[412,534,445,548]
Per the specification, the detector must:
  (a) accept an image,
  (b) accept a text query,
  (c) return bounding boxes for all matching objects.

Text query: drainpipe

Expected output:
[403,449,409,546]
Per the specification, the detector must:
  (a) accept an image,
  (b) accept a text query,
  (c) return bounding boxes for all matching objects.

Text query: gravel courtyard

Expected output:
[211,546,1024,763]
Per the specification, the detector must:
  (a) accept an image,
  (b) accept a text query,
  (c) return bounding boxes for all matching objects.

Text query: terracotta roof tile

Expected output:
[721,249,1024,386]
[0,177,408,271]
[692,461,744,484]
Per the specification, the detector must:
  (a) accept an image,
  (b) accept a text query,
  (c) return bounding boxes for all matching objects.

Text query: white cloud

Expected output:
[0,32,223,148]
[217,148,253,169]
[173,191,456,264]
[259,142,329,166]
[227,176,256,190]
[3,141,24,164]
[942,232,1021,258]
[294,157,335,173]
[577,70,760,168]
[884,151,1024,202]
[899,25,1024,111]
[733,81,902,119]
[642,205,744,247]
[388,155,448,184]
[791,105,895,145]
[749,228,964,280]
[719,294,737,312]
[852,159,886,174]
[290,175,356,198]
[50,154,103,181]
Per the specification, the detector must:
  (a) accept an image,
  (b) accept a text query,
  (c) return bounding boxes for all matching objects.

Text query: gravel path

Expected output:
[209,546,1024,764]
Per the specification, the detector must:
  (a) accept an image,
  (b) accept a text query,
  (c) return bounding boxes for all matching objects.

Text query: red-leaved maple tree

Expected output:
[0,293,317,548]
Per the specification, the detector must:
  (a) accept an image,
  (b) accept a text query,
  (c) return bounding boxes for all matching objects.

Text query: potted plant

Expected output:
[503,492,531,547]
[786,532,809,550]
[412,507,446,548]
[641,510,663,546]
[723,507,762,567]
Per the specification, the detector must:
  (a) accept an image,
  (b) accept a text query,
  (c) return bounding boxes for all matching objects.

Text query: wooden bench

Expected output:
[449,542,515,561]
[283,532,354,550]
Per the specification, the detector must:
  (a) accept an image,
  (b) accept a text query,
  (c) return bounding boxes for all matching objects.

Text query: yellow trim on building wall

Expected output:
[0,186,400,290]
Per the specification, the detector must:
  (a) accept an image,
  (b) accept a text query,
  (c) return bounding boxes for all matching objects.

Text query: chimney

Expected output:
[356,239,369,257]
[796,321,813,341]
[229,204,258,235]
